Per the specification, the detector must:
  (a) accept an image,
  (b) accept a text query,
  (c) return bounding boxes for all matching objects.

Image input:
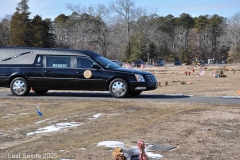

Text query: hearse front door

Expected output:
[75,57,107,90]
[42,56,75,90]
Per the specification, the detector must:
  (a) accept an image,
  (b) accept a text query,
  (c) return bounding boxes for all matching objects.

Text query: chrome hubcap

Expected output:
[13,80,26,95]
[112,81,126,96]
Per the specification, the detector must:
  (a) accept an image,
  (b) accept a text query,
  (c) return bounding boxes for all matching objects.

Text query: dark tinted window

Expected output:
[46,56,71,68]
[94,57,120,69]
[77,57,95,68]
[34,55,43,66]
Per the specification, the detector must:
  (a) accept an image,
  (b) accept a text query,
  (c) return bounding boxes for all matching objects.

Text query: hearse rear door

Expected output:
[74,57,107,90]
[42,55,76,89]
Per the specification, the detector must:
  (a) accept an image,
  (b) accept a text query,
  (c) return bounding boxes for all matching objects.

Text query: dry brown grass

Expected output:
[144,64,240,96]
[0,64,240,160]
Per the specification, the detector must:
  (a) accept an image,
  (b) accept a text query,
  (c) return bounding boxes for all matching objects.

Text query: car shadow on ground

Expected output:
[21,92,191,99]
[135,94,190,99]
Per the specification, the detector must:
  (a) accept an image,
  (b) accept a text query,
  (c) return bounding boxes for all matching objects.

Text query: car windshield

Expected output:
[94,56,120,69]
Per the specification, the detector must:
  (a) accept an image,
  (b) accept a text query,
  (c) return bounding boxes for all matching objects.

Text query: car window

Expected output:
[34,55,43,66]
[77,57,94,69]
[94,57,120,69]
[46,56,71,68]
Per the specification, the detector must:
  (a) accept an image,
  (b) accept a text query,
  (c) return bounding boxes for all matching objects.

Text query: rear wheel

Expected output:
[34,89,48,94]
[10,77,30,96]
[129,91,142,96]
[109,78,129,98]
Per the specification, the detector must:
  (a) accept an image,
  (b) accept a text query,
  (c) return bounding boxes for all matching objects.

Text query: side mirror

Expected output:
[92,64,101,69]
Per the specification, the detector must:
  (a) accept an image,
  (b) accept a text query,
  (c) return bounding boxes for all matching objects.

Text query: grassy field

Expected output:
[145,64,240,97]
[0,64,240,160]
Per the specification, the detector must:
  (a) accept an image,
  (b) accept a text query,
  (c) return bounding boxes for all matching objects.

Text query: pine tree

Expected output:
[9,0,31,46]
[31,15,55,48]
[31,15,43,47]
[42,18,55,48]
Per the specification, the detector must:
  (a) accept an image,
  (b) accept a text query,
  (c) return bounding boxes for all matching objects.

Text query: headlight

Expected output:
[135,74,145,82]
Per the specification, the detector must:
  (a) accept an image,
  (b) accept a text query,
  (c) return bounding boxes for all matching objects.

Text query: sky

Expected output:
[0,0,240,20]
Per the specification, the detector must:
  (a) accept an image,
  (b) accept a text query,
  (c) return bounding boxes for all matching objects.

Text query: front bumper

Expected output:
[129,82,158,92]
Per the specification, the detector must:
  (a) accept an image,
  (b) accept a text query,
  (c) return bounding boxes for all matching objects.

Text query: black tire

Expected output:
[109,78,129,98]
[34,89,48,94]
[10,77,30,96]
[129,91,142,96]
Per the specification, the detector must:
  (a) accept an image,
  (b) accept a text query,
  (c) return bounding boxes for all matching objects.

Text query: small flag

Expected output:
[36,109,43,116]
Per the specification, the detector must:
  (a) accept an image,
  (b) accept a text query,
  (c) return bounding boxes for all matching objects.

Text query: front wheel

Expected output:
[10,77,30,96]
[109,78,129,98]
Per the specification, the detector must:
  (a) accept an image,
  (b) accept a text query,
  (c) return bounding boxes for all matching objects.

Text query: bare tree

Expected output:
[173,26,187,57]
[0,15,11,46]
[198,26,211,60]
[66,3,110,56]
[188,28,201,59]
[109,0,142,58]
[53,14,69,48]
[136,13,159,64]
[107,19,127,59]
[225,12,240,62]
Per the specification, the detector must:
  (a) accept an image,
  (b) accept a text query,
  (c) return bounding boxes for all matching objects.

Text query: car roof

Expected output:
[0,47,101,56]
[0,47,102,64]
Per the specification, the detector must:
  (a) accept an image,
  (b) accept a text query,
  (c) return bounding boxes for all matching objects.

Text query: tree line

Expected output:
[0,0,240,64]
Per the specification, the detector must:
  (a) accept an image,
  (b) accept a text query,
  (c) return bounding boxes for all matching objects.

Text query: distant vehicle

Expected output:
[174,61,181,66]
[221,60,227,64]
[185,60,192,65]
[156,60,165,66]
[199,60,205,66]
[215,60,227,64]
[111,60,122,67]
[192,60,205,66]
[208,59,214,64]
[134,60,144,68]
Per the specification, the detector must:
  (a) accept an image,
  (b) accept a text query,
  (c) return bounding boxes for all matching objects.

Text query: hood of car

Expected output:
[111,67,152,75]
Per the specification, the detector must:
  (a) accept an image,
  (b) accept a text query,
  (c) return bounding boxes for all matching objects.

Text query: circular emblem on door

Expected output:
[84,70,92,78]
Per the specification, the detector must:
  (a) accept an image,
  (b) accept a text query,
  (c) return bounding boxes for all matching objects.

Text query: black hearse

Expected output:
[0,47,158,98]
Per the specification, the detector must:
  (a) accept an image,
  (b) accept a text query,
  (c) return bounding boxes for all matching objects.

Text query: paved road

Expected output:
[0,91,239,105]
